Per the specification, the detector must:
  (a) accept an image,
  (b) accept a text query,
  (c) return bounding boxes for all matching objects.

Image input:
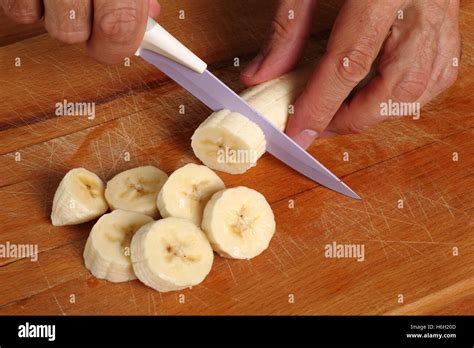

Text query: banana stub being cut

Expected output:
[131,217,214,292]
[84,209,154,282]
[105,166,168,218]
[157,163,225,225]
[202,186,276,259]
[51,168,109,226]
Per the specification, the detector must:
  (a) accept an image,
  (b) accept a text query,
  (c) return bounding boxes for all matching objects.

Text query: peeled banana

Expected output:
[51,168,108,226]
[105,166,168,218]
[239,66,310,131]
[83,209,154,282]
[131,217,214,292]
[53,163,277,292]
[202,186,276,259]
[191,66,309,174]
[157,163,225,225]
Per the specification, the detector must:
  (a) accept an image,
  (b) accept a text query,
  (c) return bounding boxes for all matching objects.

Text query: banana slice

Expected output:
[157,163,225,225]
[202,186,276,259]
[131,217,214,292]
[51,168,108,226]
[83,210,154,282]
[191,111,266,174]
[191,66,310,174]
[105,166,168,218]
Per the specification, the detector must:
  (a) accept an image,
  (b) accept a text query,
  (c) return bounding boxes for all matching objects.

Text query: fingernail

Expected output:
[242,54,264,77]
[293,129,318,149]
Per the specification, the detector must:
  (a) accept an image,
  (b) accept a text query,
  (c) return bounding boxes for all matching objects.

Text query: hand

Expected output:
[241,0,461,148]
[1,0,161,64]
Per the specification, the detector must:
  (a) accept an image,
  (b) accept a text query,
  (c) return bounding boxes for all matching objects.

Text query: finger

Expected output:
[285,0,403,149]
[417,0,460,106]
[148,0,160,18]
[1,0,43,24]
[87,0,149,65]
[240,0,317,86]
[323,0,449,137]
[44,0,92,44]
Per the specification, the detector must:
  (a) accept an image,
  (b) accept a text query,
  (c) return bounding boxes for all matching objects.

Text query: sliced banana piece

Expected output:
[105,166,168,218]
[51,168,108,226]
[157,163,225,225]
[202,186,276,259]
[84,210,154,283]
[131,217,214,292]
[191,66,310,174]
[191,111,266,174]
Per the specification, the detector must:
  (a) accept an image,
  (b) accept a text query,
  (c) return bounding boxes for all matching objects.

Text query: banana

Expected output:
[51,168,108,226]
[201,186,276,259]
[191,66,310,174]
[157,163,225,225]
[131,217,214,292]
[191,111,266,174]
[239,66,309,131]
[83,209,154,283]
[105,166,168,218]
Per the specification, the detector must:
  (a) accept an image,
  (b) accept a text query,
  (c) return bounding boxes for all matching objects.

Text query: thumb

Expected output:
[240,0,317,86]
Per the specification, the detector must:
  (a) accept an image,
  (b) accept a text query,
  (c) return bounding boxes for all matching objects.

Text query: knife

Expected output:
[137,18,360,200]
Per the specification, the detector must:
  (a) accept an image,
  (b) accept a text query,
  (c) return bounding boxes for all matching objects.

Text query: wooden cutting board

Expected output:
[0,0,472,315]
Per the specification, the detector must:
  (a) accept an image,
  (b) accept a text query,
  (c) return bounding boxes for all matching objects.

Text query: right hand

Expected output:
[1,0,161,64]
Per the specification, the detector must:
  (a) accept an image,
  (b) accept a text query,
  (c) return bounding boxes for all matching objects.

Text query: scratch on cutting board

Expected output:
[400,190,417,221]
[353,238,455,246]
[329,203,414,225]
[403,242,424,258]
[225,259,238,285]
[420,222,436,245]
[294,234,311,252]
[37,259,66,315]
[265,254,289,278]
[410,190,461,219]
[355,218,410,259]
[150,293,157,315]
[187,292,209,308]
[364,199,391,260]
[286,235,308,257]
[111,125,162,167]
[420,223,450,262]
[380,211,396,260]
[439,195,456,218]
[412,191,430,224]
[268,246,286,268]
[323,188,453,260]
[128,282,139,310]
[159,292,164,305]
[200,284,242,303]
[362,270,387,313]
[243,259,257,276]
[320,209,331,239]
[274,234,296,266]
[324,202,402,260]
[91,140,105,179]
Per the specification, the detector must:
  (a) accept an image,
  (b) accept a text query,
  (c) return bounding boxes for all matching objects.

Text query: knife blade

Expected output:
[140,49,360,200]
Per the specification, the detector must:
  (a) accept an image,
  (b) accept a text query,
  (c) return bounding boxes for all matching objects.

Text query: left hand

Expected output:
[241,0,461,148]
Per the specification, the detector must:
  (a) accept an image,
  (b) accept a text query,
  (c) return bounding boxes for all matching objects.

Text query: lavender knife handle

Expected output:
[137,17,207,74]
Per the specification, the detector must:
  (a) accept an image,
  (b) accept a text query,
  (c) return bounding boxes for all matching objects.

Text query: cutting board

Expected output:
[0,0,473,315]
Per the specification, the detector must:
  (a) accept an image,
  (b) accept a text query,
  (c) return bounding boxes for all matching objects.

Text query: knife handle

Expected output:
[137,17,207,73]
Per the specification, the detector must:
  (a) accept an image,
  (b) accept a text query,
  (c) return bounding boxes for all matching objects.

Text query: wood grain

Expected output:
[0,0,472,315]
